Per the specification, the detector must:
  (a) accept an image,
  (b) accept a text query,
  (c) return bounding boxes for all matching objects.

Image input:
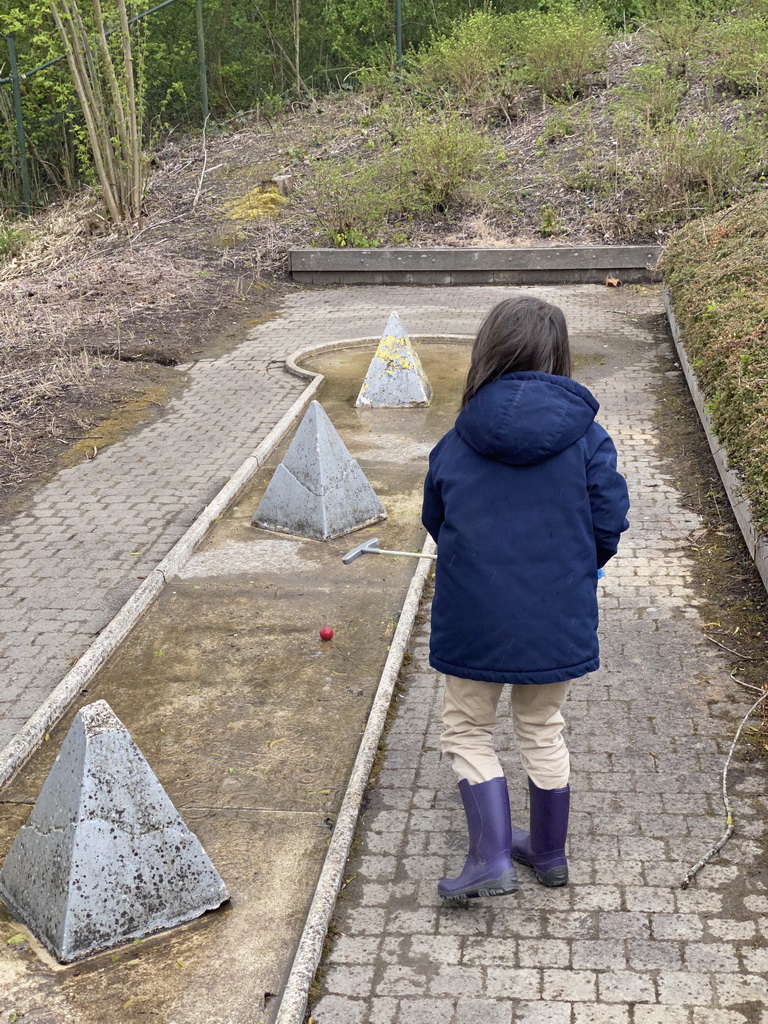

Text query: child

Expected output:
[422,296,629,901]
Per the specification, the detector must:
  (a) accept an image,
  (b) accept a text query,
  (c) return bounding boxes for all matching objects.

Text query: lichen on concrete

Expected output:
[355,312,432,408]
[252,400,386,540]
[0,701,228,963]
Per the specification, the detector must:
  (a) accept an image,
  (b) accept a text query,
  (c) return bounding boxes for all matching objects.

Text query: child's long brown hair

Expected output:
[461,297,571,407]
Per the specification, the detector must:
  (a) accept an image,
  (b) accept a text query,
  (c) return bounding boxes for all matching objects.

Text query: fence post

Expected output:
[395,0,402,69]
[6,34,32,215]
[195,0,209,122]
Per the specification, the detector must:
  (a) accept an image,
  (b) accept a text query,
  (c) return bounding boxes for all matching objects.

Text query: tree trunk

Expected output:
[49,0,144,223]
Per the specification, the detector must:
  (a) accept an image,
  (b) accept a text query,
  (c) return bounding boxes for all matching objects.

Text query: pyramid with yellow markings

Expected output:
[355,312,432,408]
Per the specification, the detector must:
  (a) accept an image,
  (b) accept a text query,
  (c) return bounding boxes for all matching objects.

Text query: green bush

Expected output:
[355,58,400,104]
[307,156,408,244]
[510,2,609,100]
[560,110,768,233]
[538,203,565,236]
[611,62,686,135]
[643,1,706,75]
[308,111,490,244]
[697,10,768,96]
[0,223,29,259]
[404,3,613,111]
[540,110,578,144]
[639,115,768,222]
[401,112,489,211]
[413,9,515,100]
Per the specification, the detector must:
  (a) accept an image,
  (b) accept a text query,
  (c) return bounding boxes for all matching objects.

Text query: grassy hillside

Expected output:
[663,192,768,530]
[263,1,768,253]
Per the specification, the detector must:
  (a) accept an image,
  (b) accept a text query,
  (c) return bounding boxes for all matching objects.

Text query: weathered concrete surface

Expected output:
[0,701,227,963]
[664,291,768,595]
[308,294,768,1024]
[288,246,663,286]
[0,342,470,1023]
[0,805,322,1024]
[0,284,660,755]
[356,312,433,408]
[253,400,386,539]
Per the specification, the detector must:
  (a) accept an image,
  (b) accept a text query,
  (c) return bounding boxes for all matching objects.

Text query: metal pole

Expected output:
[395,0,402,69]
[6,34,32,214]
[195,0,209,122]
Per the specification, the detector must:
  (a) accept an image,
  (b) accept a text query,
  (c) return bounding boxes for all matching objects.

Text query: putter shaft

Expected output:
[371,547,436,560]
[342,537,437,563]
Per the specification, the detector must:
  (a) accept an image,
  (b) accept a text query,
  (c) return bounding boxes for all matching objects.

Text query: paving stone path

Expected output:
[310,292,768,1024]
[0,285,653,756]
[3,284,767,1024]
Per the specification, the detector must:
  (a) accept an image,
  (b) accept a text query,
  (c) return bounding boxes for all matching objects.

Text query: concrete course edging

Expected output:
[0,374,321,790]
[283,334,471,380]
[0,318,446,1020]
[0,332,463,790]
[274,535,437,1024]
[663,289,768,593]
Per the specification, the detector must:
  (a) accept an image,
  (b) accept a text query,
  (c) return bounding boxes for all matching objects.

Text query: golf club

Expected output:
[342,538,437,565]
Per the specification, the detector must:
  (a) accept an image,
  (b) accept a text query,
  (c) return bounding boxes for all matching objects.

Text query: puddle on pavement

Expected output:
[0,335,643,1023]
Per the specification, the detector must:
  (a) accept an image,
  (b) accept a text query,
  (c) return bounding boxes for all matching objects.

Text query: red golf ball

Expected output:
[319,626,334,642]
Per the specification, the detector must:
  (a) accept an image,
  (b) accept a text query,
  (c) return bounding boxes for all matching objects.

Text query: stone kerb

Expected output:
[288,245,662,286]
[664,290,768,594]
[252,399,387,540]
[0,700,228,962]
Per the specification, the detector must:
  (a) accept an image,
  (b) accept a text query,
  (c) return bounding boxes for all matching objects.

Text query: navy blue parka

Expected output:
[422,371,629,685]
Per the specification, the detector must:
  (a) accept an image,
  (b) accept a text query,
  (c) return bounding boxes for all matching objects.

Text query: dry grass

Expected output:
[662,190,768,532]
[0,173,274,496]
[2,19,766,496]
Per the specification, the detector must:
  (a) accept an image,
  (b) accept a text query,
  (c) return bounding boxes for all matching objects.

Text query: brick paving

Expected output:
[309,292,768,1024]
[4,283,766,1023]
[0,285,654,756]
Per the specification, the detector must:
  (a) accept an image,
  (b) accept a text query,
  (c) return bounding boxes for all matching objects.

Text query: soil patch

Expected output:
[0,239,289,517]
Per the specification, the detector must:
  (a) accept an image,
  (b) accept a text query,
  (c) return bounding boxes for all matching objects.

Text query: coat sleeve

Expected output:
[586,432,630,568]
[422,465,445,544]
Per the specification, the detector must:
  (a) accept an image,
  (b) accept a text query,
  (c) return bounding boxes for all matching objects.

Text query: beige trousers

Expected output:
[441,674,572,790]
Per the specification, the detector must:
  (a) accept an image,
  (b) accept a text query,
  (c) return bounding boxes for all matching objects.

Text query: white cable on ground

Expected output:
[274,536,436,1024]
[680,688,768,889]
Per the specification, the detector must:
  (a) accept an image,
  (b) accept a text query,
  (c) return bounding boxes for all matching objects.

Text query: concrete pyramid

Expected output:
[355,311,432,408]
[252,400,386,540]
[0,701,228,962]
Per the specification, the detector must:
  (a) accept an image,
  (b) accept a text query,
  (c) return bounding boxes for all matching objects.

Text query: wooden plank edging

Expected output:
[289,245,662,285]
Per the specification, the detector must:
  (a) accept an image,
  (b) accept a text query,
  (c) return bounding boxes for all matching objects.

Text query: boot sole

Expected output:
[512,856,568,888]
[439,868,519,902]
[535,865,568,887]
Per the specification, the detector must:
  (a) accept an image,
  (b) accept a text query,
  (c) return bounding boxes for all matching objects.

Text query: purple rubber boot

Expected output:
[510,778,570,887]
[438,777,519,901]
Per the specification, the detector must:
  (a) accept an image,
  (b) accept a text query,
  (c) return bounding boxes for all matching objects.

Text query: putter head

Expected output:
[341,538,381,564]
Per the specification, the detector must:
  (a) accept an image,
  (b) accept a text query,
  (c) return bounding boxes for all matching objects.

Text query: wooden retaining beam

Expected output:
[288,245,662,286]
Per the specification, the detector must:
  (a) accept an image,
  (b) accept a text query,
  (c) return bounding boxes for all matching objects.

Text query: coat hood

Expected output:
[455,371,599,466]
